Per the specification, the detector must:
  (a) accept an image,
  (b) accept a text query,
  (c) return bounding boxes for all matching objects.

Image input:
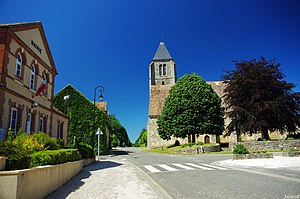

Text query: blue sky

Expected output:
[1,0,300,142]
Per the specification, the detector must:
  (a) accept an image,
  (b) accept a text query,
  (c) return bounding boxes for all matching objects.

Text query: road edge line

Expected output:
[126,160,173,199]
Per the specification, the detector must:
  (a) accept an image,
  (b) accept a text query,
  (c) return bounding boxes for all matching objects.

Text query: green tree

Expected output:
[108,115,131,147]
[53,85,108,152]
[157,73,224,142]
[134,128,147,147]
[222,57,300,140]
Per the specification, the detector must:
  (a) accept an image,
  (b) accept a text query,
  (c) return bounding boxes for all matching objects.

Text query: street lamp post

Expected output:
[92,86,104,150]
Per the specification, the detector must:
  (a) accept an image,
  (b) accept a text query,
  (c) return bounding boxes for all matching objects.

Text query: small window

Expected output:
[42,74,47,95]
[163,64,166,76]
[15,53,22,78]
[162,81,165,85]
[57,122,63,139]
[39,117,45,132]
[159,64,162,76]
[9,107,18,132]
[30,65,36,90]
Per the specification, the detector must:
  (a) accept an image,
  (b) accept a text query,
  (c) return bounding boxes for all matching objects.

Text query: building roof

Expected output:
[0,21,58,75]
[152,42,173,61]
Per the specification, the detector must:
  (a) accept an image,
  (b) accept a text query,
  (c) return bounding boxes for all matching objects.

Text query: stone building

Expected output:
[0,22,68,143]
[147,42,285,148]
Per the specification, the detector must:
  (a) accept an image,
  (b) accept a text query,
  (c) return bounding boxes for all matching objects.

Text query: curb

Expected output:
[126,160,173,199]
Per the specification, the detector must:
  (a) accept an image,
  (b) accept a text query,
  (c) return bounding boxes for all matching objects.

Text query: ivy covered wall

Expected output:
[54,84,108,152]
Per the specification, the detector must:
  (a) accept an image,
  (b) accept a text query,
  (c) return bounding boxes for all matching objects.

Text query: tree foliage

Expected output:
[108,115,131,147]
[53,84,107,151]
[222,57,300,140]
[134,128,147,147]
[157,73,224,141]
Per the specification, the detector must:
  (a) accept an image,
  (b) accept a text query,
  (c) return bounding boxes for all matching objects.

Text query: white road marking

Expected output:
[185,163,214,170]
[172,163,195,170]
[157,164,179,171]
[201,163,229,170]
[144,165,161,173]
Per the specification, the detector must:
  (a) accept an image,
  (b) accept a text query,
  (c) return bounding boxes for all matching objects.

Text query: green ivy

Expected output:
[54,84,107,152]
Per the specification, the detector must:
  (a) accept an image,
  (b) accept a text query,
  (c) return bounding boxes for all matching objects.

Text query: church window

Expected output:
[163,64,166,76]
[15,53,22,78]
[159,64,162,76]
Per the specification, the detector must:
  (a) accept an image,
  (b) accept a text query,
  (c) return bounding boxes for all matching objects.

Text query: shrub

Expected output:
[77,142,95,159]
[30,149,81,168]
[196,141,204,146]
[31,132,61,150]
[111,138,118,147]
[288,148,299,152]
[233,144,249,154]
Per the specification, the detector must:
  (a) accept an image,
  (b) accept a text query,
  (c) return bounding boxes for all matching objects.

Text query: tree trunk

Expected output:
[192,133,196,143]
[261,128,270,140]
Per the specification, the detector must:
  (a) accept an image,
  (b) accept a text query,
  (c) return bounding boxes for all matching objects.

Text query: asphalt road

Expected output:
[113,148,300,199]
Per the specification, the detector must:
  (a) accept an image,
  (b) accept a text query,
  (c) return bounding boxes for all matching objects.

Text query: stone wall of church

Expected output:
[147,117,189,148]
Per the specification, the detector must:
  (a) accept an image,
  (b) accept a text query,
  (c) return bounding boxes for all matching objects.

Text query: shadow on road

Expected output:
[46,160,122,199]
[109,148,133,156]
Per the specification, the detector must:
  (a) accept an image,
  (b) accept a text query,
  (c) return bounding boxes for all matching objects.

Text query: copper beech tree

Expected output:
[223,57,300,140]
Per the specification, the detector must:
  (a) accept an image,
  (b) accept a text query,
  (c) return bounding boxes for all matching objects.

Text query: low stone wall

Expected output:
[233,153,273,160]
[0,160,83,199]
[231,140,300,151]
[0,157,7,171]
[283,152,300,157]
[82,158,95,167]
[171,145,221,154]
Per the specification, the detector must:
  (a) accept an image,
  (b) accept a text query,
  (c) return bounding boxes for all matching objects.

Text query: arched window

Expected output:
[162,81,165,85]
[9,107,18,133]
[42,74,47,95]
[30,65,36,90]
[15,53,22,78]
[159,64,162,76]
[163,64,166,76]
[39,117,44,132]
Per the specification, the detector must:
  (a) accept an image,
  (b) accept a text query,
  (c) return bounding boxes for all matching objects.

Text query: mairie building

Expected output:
[0,22,68,143]
[147,42,286,148]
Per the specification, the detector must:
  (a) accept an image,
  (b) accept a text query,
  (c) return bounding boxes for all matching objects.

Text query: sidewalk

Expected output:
[215,156,300,169]
[46,158,169,199]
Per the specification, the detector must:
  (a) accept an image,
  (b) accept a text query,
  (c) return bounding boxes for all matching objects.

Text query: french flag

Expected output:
[36,78,47,96]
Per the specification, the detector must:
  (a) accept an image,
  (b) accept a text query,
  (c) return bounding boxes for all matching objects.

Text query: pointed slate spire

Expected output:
[152,42,173,61]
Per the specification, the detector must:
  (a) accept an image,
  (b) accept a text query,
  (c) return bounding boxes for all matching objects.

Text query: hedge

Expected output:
[30,149,81,168]
[77,142,95,159]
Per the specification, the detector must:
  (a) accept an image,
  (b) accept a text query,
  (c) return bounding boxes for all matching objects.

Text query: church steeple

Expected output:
[149,42,176,86]
[152,42,173,61]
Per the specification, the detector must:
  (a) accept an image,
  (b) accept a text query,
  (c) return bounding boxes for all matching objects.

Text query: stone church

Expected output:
[147,42,285,148]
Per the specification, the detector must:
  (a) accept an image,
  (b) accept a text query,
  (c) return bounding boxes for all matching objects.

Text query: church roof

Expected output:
[152,42,173,61]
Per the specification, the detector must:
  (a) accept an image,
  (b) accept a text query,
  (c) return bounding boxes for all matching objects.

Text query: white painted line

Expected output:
[172,163,195,170]
[185,163,214,170]
[157,164,179,171]
[144,165,161,173]
[201,163,229,170]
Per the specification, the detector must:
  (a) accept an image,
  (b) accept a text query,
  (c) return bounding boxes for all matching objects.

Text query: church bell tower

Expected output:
[149,41,176,87]
[147,42,177,148]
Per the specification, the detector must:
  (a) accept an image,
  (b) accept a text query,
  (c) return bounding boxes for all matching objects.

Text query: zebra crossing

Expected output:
[143,163,230,173]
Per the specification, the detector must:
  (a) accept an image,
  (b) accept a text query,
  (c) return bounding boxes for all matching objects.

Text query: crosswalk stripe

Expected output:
[172,163,195,170]
[157,164,179,171]
[201,163,229,170]
[144,165,161,173]
[185,163,214,170]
